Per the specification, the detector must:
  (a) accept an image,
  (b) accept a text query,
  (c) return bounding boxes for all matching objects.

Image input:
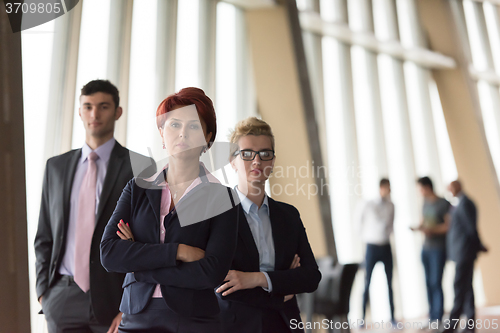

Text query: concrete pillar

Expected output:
[0,8,31,332]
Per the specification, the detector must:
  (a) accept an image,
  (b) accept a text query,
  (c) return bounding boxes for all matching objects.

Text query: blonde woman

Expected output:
[216,117,321,333]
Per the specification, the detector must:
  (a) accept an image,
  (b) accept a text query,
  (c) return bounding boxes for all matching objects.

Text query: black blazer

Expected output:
[217,198,321,333]
[34,141,155,325]
[100,169,239,319]
[447,194,482,262]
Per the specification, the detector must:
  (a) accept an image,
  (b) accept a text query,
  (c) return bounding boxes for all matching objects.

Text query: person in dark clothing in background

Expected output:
[441,180,487,333]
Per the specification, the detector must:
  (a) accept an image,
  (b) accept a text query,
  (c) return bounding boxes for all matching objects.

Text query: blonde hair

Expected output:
[228,117,275,158]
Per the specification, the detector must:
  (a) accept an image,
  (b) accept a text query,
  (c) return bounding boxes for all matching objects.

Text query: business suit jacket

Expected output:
[34,141,155,325]
[447,194,482,262]
[100,168,239,319]
[217,198,322,333]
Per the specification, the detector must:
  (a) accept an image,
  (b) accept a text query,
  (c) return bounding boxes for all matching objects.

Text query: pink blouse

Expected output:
[152,163,218,297]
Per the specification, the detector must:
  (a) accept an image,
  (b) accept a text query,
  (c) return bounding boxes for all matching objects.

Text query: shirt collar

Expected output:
[378,195,391,204]
[235,186,269,216]
[146,161,221,186]
[81,138,115,165]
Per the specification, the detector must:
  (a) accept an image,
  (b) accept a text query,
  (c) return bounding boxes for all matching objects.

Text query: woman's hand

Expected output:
[176,244,205,262]
[117,219,134,241]
[106,312,122,333]
[217,255,302,297]
[282,254,301,302]
[116,221,205,263]
[290,254,301,269]
[216,270,267,296]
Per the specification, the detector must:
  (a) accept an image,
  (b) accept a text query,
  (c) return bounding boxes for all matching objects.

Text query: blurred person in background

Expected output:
[412,176,451,326]
[356,178,397,327]
[441,180,487,333]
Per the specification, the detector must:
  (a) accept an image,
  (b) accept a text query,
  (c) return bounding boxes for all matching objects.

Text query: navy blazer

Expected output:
[447,194,482,262]
[100,168,239,319]
[217,197,321,333]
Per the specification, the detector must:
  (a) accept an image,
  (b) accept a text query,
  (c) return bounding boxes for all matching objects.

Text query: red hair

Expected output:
[156,87,217,148]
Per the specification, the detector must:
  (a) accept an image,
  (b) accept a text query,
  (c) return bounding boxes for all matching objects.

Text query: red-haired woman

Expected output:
[100,87,239,332]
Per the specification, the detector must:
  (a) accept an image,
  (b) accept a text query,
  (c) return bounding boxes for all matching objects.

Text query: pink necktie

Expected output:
[74,151,98,292]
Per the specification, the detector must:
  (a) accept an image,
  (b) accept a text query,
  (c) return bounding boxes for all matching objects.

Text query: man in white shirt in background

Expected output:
[357,178,396,327]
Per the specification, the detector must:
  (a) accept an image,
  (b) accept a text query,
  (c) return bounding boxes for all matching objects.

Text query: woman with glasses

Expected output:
[100,88,239,333]
[216,117,321,333]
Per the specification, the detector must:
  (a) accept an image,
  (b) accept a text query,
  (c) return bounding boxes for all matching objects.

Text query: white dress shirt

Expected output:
[59,138,116,276]
[235,186,275,292]
[357,196,395,245]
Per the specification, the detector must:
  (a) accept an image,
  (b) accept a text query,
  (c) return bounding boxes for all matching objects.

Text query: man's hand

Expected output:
[410,225,432,236]
[479,243,488,253]
[176,244,205,262]
[284,295,294,302]
[422,227,432,237]
[107,312,122,333]
[410,220,425,232]
[216,270,267,296]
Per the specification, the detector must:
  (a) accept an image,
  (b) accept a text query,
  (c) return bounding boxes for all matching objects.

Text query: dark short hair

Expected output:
[80,80,120,109]
[380,178,390,187]
[417,176,433,190]
[156,87,217,149]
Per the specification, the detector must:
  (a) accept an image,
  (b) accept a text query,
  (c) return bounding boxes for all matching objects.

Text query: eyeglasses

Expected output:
[234,149,275,161]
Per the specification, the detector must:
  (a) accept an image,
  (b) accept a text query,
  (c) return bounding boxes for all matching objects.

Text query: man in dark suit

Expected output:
[34,79,154,333]
[442,180,487,333]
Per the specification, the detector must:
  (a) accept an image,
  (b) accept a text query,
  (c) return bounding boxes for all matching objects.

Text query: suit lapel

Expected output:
[62,149,82,235]
[96,142,125,223]
[268,198,286,270]
[454,195,466,218]
[237,205,261,271]
[145,188,162,235]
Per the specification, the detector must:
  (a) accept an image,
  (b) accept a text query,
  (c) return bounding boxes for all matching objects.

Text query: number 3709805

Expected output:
[5,2,62,14]
[444,319,498,330]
